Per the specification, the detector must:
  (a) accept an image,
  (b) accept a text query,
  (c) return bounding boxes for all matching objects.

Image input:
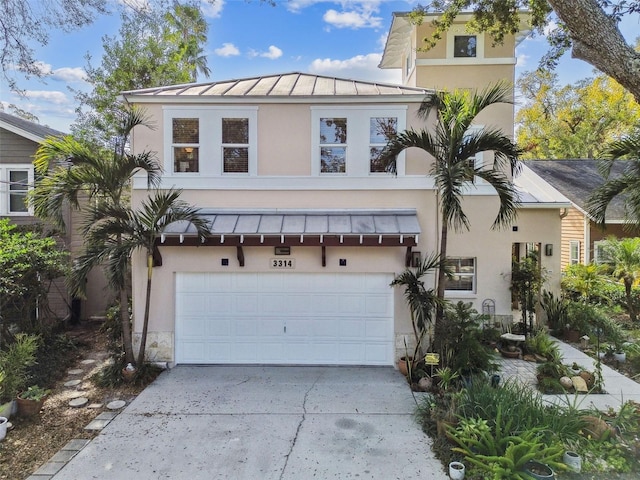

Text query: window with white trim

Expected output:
[222,118,249,173]
[311,107,406,177]
[319,118,347,173]
[594,241,613,264]
[446,27,485,60]
[164,107,258,176]
[369,117,397,173]
[0,166,34,215]
[444,257,476,293]
[569,241,580,265]
[172,118,199,173]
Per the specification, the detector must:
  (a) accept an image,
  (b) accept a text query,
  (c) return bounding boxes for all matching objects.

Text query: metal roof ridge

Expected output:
[196,208,418,215]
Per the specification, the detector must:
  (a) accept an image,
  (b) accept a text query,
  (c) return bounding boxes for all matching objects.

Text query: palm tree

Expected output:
[164,3,210,82]
[30,106,162,365]
[603,237,640,322]
[390,253,445,360]
[588,130,640,226]
[73,189,210,366]
[381,83,521,349]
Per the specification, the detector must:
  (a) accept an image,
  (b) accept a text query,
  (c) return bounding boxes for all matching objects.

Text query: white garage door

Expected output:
[175,272,394,365]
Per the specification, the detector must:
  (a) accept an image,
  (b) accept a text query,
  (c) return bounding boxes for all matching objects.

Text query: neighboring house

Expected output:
[524,159,640,270]
[0,111,110,321]
[122,12,568,366]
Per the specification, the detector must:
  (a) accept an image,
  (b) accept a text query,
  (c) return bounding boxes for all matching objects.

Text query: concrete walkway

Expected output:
[498,338,640,411]
[45,366,448,480]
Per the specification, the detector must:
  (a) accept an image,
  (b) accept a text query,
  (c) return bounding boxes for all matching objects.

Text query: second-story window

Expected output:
[173,118,199,173]
[320,118,347,173]
[222,118,249,173]
[369,117,397,173]
[454,35,477,58]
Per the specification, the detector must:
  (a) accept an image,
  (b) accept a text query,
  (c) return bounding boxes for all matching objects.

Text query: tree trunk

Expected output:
[136,253,153,367]
[624,278,636,323]
[434,221,449,352]
[119,287,135,365]
[548,0,640,102]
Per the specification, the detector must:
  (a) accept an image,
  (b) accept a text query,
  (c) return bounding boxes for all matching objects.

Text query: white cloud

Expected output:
[30,61,53,76]
[51,67,87,83]
[215,43,240,57]
[249,45,283,60]
[309,53,401,84]
[543,20,559,37]
[25,90,69,105]
[516,53,529,68]
[262,45,283,60]
[323,5,382,29]
[201,0,224,18]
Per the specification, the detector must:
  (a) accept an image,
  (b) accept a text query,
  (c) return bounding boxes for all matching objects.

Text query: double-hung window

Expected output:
[445,257,476,293]
[319,118,347,173]
[222,118,249,173]
[312,107,406,176]
[0,166,33,215]
[164,107,257,177]
[172,118,199,173]
[369,117,397,173]
[8,170,29,213]
[594,241,613,265]
[569,241,580,265]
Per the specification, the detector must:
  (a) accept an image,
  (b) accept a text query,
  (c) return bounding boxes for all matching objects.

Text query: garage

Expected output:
[175,272,394,365]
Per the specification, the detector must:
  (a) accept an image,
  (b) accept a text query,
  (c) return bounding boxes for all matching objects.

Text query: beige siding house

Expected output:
[524,160,640,270]
[123,13,568,366]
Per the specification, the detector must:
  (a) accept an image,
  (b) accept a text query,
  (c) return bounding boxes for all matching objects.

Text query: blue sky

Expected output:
[1,0,638,133]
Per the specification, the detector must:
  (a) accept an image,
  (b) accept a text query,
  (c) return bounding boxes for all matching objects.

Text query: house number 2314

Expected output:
[270,258,295,269]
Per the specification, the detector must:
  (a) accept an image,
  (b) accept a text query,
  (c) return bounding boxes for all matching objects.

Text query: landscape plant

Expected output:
[381,83,521,351]
[0,334,39,403]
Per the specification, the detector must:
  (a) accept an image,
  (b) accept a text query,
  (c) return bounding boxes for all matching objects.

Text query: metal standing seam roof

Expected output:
[162,210,421,237]
[120,72,432,98]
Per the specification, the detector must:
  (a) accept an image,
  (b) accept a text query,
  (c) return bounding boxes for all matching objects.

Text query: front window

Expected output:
[569,241,580,265]
[369,117,397,173]
[9,170,29,213]
[594,241,612,264]
[320,118,347,173]
[222,118,249,173]
[173,118,199,173]
[445,257,476,293]
[454,35,477,58]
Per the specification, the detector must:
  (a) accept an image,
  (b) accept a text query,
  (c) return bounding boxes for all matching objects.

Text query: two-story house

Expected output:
[122,12,569,366]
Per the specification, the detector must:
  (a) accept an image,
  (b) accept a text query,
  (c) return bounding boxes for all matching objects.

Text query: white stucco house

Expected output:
[121,12,569,366]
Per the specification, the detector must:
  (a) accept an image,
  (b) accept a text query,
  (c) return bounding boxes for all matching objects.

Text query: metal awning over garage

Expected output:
[156,209,421,267]
[159,209,421,247]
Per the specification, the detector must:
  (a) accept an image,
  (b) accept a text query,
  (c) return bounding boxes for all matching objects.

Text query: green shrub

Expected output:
[439,301,498,375]
[0,333,39,402]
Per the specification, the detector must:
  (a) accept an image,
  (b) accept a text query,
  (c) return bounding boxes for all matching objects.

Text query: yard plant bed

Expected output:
[0,323,149,479]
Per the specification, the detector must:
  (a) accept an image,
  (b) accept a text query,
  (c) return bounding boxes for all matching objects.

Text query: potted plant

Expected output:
[449,461,465,479]
[0,334,39,418]
[16,385,50,417]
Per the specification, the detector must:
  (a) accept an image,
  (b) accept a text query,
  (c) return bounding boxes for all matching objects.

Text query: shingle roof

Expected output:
[523,159,629,220]
[0,111,65,141]
[121,72,432,99]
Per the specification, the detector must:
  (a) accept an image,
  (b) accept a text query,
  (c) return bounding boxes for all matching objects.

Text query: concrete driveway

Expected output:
[52,366,448,480]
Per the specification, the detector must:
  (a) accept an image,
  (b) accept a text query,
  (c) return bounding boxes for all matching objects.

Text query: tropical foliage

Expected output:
[381,83,521,350]
[0,220,69,338]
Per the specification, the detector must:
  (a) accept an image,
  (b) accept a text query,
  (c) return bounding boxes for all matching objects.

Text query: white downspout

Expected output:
[583,214,590,264]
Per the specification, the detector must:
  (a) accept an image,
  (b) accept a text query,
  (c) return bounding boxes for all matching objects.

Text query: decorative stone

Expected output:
[67,369,84,375]
[579,371,595,387]
[523,354,537,363]
[559,376,573,389]
[68,397,89,408]
[571,376,588,393]
[87,403,103,409]
[64,379,82,387]
[417,377,432,391]
[106,400,126,410]
[80,359,96,365]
